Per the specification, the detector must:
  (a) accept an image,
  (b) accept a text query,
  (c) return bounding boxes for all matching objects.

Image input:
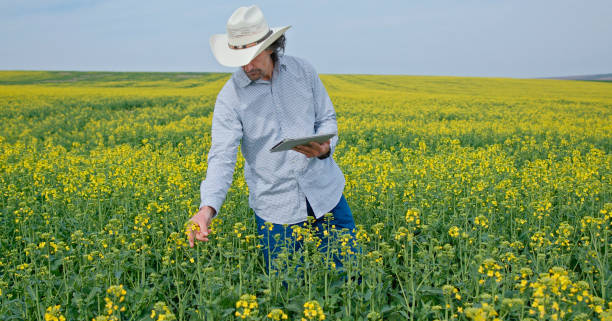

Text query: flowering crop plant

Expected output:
[0,71,611,320]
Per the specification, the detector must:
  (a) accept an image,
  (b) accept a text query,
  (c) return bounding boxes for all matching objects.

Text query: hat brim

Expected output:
[210,25,291,67]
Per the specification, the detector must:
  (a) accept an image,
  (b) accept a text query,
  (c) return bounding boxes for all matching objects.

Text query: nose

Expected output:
[243,62,254,72]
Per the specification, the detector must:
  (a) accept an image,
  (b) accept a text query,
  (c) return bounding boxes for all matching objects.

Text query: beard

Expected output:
[245,69,264,81]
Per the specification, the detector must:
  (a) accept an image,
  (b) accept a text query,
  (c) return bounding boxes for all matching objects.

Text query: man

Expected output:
[188,5,356,270]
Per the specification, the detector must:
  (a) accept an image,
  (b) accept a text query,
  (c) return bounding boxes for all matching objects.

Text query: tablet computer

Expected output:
[269,133,336,152]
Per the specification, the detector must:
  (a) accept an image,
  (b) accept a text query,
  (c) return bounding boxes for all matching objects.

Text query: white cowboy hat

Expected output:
[210,5,291,67]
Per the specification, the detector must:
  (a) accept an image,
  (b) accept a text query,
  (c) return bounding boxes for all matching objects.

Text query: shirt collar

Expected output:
[235,55,287,88]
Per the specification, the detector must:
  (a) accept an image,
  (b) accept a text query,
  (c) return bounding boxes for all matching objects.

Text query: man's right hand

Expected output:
[188,206,216,247]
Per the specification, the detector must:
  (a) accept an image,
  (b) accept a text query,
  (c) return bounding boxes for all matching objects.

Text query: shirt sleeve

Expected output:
[199,94,243,217]
[309,62,339,156]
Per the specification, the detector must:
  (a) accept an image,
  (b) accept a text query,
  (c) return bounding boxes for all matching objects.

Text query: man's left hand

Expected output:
[293,140,330,158]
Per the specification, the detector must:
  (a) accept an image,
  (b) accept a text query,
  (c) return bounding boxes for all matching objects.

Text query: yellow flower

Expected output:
[474,215,489,229]
[394,226,413,241]
[235,294,258,319]
[267,308,288,320]
[302,300,325,320]
[478,259,503,283]
[464,302,497,321]
[151,302,176,321]
[405,208,421,226]
[448,226,460,238]
[184,221,200,238]
[45,305,66,321]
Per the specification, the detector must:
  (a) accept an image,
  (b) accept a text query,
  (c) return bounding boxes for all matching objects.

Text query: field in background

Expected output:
[0,71,611,320]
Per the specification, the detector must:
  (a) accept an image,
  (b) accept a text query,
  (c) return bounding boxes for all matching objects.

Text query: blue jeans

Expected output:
[255,194,356,272]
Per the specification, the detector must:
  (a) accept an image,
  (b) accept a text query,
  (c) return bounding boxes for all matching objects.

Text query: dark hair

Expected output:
[266,34,286,64]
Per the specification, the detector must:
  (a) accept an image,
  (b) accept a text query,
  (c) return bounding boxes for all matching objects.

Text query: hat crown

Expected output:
[226,5,270,46]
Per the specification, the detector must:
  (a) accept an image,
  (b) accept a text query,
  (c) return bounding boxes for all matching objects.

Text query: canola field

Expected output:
[0,70,611,321]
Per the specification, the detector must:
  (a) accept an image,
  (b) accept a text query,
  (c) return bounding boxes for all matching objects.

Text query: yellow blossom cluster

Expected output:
[526,267,606,320]
[553,222,573,250]
[184,221,200,238]
[529,231,551,250]
[514,267,533,293]
[478,258,503,283]
[371,222,384,239]
[150,302,176,321]
[235,294,258,319]
[366,250,383,265]
[355,224,371,244]
[167,231,188,252]
[464,302,499,321]
[339,233,356,257]
[473,215,489,229]
[442,284,462,301]
[101,284,127,320]
[302,300,325,321]
[234,222,247,239]
[292,225,321,246]
[266,308,288,320]
[404,208,421,228]
[133,213,152,232]
[394,226,412,242]
[448,226,460,238]
[44,305,66,321]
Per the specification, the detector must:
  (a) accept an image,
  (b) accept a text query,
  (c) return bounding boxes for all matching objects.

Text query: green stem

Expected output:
[409,239,415,321]
[197,242,203,314]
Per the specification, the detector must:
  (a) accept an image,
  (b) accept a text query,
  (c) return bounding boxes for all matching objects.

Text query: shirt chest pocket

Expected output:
[277,84,315,134]
[239,100,280,146]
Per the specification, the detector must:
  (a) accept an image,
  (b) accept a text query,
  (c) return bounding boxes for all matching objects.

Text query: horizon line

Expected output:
[3,68,612,81]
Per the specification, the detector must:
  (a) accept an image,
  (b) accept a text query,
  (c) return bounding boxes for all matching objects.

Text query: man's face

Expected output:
[242,49,273,81]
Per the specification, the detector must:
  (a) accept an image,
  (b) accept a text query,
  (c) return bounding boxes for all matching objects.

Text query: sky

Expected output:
[1,0,611,78]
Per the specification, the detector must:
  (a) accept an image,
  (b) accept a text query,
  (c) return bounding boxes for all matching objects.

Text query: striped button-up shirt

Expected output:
[200,55,345,225]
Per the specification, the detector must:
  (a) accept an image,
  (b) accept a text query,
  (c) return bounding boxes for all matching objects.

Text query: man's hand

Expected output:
[292,140,330,158]
[187,206,216,247]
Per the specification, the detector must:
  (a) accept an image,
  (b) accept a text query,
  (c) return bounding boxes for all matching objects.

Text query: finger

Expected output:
[309,143,324,155]
[198,221,209,237]
[297,149,314,157]
[292,147,309,156]
[299,145,318,155]
[195,231,209,242]
[189,228,195,248]
[294,145,318,158]
[315,140,330,155]
[310,142,325,152]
